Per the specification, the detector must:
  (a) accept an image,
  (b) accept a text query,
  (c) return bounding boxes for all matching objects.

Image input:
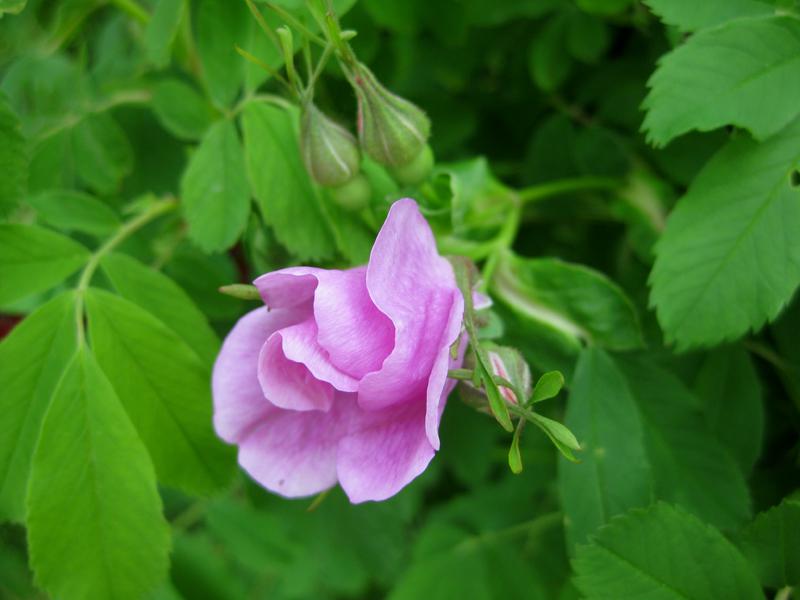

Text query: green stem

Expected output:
[74,199,178,346]
[111,0,150,24]
[518,176,620,205]
[455,511,561,553]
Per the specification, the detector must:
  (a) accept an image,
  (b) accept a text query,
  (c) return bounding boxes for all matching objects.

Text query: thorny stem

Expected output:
[74,199,178,346]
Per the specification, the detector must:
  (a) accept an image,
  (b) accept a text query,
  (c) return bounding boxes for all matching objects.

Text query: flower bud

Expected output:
[300,102,361,188]
[350,63,431,168]
[388,143,434,186]
[459,344,532,411]
[329,173,371,212]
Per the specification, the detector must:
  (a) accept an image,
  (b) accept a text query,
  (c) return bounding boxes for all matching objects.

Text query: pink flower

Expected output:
[212,199,465,502]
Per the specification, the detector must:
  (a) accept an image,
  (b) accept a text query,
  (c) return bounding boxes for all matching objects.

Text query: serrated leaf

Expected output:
[194,0,248,108]
[492,253,643,354]
[617,356,752,530]
[531,370,565,403]
[26,348,170,600]
[693,346,764,473]
[558,348,651,550]
[100,252,220,365]
[72,112,133,194]
[0,224,89,306]
[27,189,120,236]
[240,101,336,261]
[152,79,216,141]
[573,503,764,600]
[650,117,800,349]
[180,119,250,252]
[0,91,27,216]
[86,288,234,495]
[145,0,183,68]
[738,498,800,588]
[643,16,800,146]
[644,0,778,32]
[0,292,76,521]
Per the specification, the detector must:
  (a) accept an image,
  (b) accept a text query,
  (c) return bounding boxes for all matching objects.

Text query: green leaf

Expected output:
[0,0,27,15]
[573,503,764,600]
[26,348,170,600]
[492,253,643,354]
[194,0,248,108]
[0,292,76,521]
[529,15,572,92]
[508,422,523,474]
[692,346,764,473]
[100,252,220,365]
[145,0,183,68]
[531,370,565,403]
[72,112,134,194]
[644,0,777,32]
[566,12,609,63]
[0,224,89,306]
[27,189,120,236]
[650,117,800,349]
[180,119,250,252]
[738,498,800,588]
[643,16,800,146]
[240,101,336,260]
[617,356,752,530]
[558,348,651,549]
[86,288,235,495]
[529,412,580,462]
[152,79,216,141]
[0,91,27,217]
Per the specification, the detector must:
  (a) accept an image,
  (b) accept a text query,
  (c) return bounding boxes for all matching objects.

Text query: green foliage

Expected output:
[573,503,764,599]
[27,348,170,600]
[738,499,800,589]
[26,189,121,236]
[0,92,26,216]
[644,0,777,32]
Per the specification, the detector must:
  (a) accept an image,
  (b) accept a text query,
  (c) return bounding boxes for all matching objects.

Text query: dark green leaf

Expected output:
[738,498,800,588]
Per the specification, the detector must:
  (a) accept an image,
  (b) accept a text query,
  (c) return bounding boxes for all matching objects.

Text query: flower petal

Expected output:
[238,395,357,498]
[212,306,306,444]
[360,199,462,412]
[337,400,434,503]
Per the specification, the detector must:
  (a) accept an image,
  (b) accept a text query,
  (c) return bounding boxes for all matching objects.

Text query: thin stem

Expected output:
[74,199,178,346]
[112,0,149,24]
[454,511,561,553]
[268,2,327,47]
[518,176,620,205]
[235,46,295,96]
[245,0,283,54]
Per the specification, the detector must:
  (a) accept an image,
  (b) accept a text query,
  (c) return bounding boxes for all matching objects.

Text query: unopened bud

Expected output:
[387,143,434,186]
[459,344,532,410]
[300,102,361,187]
[329,173,371,212]
[350,63,431,168]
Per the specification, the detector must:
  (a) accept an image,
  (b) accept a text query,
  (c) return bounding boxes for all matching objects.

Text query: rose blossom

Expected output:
[212,199,465,502]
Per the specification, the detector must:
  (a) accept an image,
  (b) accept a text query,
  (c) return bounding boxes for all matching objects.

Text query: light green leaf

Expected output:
[643,16,800,146]
[650,117,800,349]
[180,119,250,252]
[644,0,778,32]
[240,101,336,260]
[27,189,120,236]
[0,0,27,15]
[0,292,76,521]
[573,503,764,600]
[617,357,752,530]
[558,348,651,549]
[491,253,643,357]
[100,252,220,365]
[0,91,27,216]
[738,498,800,588]
[529,412,580,462]
[72,112,134,194]
[0,224,89,306]
[145,0,183,68]
[152,79,216,141]
[194,0,248,108]
[86,288,235,495]
[531,370,565,403]
[693,346,764,473]
[26,348,170,600]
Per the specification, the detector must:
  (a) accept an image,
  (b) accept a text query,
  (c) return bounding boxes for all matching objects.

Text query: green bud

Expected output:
[300,102,361,188]
[350,63,431,168]
[387,143,434,186]
[329,173,371,212]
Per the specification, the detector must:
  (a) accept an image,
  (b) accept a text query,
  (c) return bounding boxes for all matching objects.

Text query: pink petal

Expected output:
[258,320,358,413]
[360,199,464,419]
[212,306,307,444]
[239,394,357,498]
[337,400,434,503]
[256,266,394,379]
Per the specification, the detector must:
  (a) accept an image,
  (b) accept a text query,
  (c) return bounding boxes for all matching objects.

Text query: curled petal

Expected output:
[212,307,307,443]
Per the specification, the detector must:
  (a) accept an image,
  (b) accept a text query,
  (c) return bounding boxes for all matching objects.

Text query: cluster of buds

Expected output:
[299,61,434,210]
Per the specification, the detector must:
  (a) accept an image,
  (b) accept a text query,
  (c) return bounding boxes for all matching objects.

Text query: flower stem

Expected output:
[454,511,561,553]
[73,199,178,346]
